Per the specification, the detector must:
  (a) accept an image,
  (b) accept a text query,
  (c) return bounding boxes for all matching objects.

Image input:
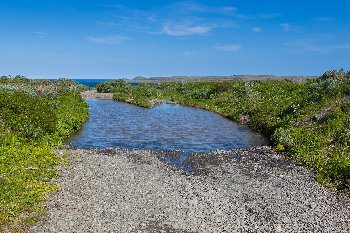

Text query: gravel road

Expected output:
[31,147,350,233]
[81,90,113,100]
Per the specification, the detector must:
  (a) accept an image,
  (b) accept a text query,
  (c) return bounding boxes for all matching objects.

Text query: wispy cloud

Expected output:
[330,45,350,49]
[87,36,132,44]
[182,51,195,56]
[252,27,262,32]
[257,13,281,19]
[214,44,241,52]
[35,30,48,38]
[280,23,292,32]
[168,3,236,15]
[101,4,126,9]
[313,17,334,23]
[97,3,279,38]
[97,3,240,36]
[236,13,281,20]
[219,6,237,13]
[286,37,350,53]
[162,24,212,36]
[287,41,323,53]
[95,22,121,27]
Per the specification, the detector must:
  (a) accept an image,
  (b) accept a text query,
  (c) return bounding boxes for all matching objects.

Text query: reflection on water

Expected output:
[70,100,266,152]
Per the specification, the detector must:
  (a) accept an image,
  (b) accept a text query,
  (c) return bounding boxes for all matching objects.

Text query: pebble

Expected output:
[30,147,350,233]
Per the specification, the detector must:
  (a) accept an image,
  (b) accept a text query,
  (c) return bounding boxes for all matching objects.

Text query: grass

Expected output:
[0,76,89,232]
[97,69,350,194]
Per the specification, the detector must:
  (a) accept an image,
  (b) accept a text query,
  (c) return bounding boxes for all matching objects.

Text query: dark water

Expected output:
[73,79,110,87]
[70,100,266,152]
[73,79,140,87]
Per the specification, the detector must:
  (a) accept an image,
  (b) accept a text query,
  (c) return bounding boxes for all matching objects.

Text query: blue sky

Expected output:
[1,0,350,79]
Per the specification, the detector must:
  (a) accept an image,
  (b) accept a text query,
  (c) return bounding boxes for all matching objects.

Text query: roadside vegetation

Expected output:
[97,70,350,193]
[0,76,89,232]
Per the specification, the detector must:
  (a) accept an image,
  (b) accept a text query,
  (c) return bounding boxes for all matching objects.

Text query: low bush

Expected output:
[0,76,89,231]
[96,80,130,93]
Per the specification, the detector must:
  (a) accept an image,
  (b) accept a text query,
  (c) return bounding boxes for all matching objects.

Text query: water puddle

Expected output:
[70,100,267,170]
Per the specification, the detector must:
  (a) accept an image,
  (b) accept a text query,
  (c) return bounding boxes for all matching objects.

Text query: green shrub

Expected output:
[96,80,131,93]
[0,91,57,139]
[0,78,89,231]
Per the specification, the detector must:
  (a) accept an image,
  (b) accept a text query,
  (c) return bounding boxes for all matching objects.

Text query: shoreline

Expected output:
[31,146,350,232]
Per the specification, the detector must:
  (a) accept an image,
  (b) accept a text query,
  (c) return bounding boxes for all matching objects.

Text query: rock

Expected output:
[237,114,250,125]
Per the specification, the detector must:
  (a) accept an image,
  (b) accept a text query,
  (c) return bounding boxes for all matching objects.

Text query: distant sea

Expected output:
[73,79,140,88]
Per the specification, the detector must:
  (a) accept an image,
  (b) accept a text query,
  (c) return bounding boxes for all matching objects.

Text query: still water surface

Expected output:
[70,100,266,152]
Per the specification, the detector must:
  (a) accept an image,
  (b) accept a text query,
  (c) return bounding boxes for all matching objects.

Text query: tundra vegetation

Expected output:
[97,70,350,193]
[0,76,89,232]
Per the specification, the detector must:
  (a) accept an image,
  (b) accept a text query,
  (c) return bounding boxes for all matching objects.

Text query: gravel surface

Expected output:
[31,147,350,233]
[81,90,113,100]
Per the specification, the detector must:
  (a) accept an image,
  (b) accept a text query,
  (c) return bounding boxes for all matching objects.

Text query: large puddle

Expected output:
[70,100,266,153]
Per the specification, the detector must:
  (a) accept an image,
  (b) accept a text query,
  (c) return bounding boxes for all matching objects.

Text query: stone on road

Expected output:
[31,147,350,232]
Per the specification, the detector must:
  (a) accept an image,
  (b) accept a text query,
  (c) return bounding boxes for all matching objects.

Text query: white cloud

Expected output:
[35,30,48,38]
[214,44,241,52]
[96,22,121,27]
[291,42,323,52]
[218,6,237,14]
[102,4,126,9]
[313,17,334,23]
[280,23,292,32]
[169,3,236,15]
[252,27,262,32]
[286,37,350,53]
[99,3,239,36]
[236,13,281,20]
[87,36,132,44]
[331,45,350,49]
[162,24,212,36]
[257,13,281,19]
[96,3,279,38]
[280,23,301,33]
[182,51,195,56]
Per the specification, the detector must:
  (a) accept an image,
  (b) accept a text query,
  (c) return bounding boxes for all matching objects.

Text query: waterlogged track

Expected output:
[31,148,350,233]
[70,99,266,152]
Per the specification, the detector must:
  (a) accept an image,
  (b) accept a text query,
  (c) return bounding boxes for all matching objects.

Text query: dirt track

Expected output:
[31,147,350,232]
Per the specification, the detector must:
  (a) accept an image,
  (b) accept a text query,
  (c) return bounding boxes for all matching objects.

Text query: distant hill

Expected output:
[127,75,316,83]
